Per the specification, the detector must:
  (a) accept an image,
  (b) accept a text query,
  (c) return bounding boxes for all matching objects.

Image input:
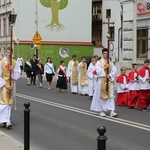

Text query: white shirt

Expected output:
[44,62,55,74]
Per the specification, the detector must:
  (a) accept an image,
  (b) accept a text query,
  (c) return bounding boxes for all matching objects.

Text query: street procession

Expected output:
[0,0,150,150]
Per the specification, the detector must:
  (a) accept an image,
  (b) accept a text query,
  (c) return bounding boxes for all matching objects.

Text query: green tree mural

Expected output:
[39,0,68,31]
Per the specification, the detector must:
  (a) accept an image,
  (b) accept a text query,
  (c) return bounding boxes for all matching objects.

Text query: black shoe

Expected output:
[72,92,76,94]
[90,96,93,100]
[142,108,149,112]
[1,122,6,128]
[33,83,36,85]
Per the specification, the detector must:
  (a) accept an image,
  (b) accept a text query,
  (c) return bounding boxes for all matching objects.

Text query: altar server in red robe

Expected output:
[116,67,129,106]
[128,63,139,108]
[138,59,150,111]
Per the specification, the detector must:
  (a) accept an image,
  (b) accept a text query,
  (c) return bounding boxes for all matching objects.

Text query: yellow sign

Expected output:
[33,31,42,41]
[33,31,42,50]
[34,40,41,50]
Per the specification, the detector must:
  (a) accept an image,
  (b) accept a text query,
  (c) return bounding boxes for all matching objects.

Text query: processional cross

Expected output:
[103,16,115,92]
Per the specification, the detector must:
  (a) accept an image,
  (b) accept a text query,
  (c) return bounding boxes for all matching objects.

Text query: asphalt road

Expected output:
[1,77,150,150]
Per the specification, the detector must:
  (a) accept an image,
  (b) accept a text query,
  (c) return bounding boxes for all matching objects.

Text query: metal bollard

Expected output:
[97,125,108,150]
[24,102,31,150]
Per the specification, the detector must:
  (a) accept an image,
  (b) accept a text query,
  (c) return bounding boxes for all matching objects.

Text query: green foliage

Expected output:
[39,0,51,8]
[59,0,68,10]
[39,0,68,9]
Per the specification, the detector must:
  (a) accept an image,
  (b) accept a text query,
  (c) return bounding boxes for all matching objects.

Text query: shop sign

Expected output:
[137,0,150,15]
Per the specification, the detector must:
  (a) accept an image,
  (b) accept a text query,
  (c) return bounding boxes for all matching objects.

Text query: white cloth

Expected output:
[0,105,12,123]
[90,58,117,112]
[44,62,55,75]
[117,76,129,93]
[129,72,140,91]
[87,63,97,96]
[17,57,23,66]
[77,62,88,95]
[0,57,21,123]
[138,70,149,90]
[67,60,79,93]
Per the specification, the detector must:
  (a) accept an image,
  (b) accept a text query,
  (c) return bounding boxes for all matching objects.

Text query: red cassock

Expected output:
[137,67,150,109]
[116,74,129,106]
[128,71,139,108]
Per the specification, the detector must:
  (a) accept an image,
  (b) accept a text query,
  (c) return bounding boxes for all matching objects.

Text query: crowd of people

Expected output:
[0,47,150,129]
[116,59,150,112]
[21,48,150,117]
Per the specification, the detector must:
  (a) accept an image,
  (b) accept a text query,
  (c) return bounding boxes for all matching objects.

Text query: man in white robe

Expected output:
[0,48,21,129]
[90,48,118,117]
[87,58,97,99]
[77,57,88,95]
[67,55,79,94]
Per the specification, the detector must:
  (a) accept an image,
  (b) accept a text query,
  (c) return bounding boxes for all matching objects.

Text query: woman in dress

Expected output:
[24,57,32,85]
[44,57,55,89]
[56,61,67,92]
[37,59,44,88]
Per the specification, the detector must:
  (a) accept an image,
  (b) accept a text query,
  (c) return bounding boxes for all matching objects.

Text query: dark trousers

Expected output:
[31,71,36,84]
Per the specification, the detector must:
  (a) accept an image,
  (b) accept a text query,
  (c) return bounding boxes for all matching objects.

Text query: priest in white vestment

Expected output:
[90,48,118,117]
[77,57,88,95]
[67,55,79,94]
[0,48,21,129]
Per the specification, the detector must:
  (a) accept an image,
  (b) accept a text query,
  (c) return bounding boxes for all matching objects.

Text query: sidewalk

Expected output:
[0,130,23,150]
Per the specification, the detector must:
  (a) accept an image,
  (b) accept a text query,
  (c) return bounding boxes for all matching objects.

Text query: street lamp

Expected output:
[9,9,17,88]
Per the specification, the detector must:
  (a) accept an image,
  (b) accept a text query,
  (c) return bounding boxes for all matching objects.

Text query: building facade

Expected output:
[0,0,12,58]
[92,0,122,62]
[121,0,150,68]
[0,0,93,67]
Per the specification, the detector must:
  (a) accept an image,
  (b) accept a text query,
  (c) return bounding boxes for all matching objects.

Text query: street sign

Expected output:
[34,40,41,50]
[33,31,42,41]
[33,31,42,50]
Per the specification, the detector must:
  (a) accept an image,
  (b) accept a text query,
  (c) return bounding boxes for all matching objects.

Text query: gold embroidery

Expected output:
[80,63,88,86]
[0,59,16,105]
[99,60,113,99]
[71,60,78,85]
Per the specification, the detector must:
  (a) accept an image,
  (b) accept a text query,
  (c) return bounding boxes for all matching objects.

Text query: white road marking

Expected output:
[17,93,150,132]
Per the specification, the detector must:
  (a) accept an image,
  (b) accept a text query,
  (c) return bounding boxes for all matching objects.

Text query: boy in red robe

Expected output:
[128,63,139,108]
[138,59,150,111]
[116,67,129,106]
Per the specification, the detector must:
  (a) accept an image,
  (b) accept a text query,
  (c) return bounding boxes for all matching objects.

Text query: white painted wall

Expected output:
[12,0,92,42]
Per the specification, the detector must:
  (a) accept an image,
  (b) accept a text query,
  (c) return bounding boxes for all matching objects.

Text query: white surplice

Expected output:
[87,63,97,96]
[90,58,117,112]
[0,57,21,123]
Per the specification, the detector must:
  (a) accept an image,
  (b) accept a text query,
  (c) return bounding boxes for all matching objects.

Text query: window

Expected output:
[106,9,111,18]
[3,18,6,36]
[110,27,114,41]
[137,29,148,58]
[92,4,101,14]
